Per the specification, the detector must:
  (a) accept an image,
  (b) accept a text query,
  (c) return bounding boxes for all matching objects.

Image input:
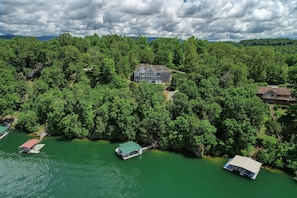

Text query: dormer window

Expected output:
[158,66,163,72]
[140,66,144,72]
[267,91,274,97]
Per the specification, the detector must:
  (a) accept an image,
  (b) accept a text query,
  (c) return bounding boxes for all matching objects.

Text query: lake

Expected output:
[0,132,296,198]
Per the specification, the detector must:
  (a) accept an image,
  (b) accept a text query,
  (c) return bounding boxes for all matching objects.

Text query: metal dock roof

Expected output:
[118,141,142,155]
[0,126,7,135]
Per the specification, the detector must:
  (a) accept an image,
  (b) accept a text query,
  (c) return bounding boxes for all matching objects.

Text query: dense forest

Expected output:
[1,34,297,178]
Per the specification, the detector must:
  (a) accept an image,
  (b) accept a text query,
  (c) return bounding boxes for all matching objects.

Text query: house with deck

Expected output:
[256,86,296,105]
[134,64,171,83]
[224,155,262,180]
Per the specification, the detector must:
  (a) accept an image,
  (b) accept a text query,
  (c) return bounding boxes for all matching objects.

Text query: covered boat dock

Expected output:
[115,141,142,160]
[0,126,9,139]
[19,139,45,153]
[224,155,262,180]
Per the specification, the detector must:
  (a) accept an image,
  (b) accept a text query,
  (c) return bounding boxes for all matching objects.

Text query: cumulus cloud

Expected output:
[0,0,297,41]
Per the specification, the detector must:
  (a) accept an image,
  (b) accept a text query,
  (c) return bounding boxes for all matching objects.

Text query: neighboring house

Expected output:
[256,86,296,105]
[25,62,52,79]
[134,64,171,83]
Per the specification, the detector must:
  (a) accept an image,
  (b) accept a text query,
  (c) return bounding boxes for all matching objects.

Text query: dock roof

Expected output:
[118,141,142,155]
[19,139,40,149]
[229,155,262,174]
[0,126,7,135]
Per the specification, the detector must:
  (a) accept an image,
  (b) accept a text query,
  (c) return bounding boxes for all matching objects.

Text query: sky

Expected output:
[1,0,297,41]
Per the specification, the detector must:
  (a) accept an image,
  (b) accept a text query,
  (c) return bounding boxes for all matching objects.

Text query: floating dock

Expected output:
[28,144,46,154]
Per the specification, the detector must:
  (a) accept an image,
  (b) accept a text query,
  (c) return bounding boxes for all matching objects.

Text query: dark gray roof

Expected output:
[257,86,292,96]
[135,64,171,73]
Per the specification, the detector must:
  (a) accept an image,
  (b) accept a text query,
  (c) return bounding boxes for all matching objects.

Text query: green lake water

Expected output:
[0,131,296,198]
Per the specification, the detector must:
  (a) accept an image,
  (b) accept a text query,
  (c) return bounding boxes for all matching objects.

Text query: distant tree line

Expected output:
[239,38,297,46]
[0,34,297,178]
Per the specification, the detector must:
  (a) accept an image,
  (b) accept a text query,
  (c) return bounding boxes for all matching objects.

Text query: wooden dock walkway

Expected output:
[0,132,9,140]
[39,132,47,141]
[140,141,157,152]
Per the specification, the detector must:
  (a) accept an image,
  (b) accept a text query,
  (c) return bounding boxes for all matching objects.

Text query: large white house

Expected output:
[134,64,171,83]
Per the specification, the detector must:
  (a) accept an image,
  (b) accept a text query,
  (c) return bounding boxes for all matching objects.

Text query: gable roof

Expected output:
[257,86,292,96]
[0,126,7,135]
[228,155,262,174]
[19,139,40,149]
[118,141,142,155]
[135,64,171,73]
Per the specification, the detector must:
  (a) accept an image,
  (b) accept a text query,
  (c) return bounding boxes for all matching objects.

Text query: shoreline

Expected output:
[8,130,297,179]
